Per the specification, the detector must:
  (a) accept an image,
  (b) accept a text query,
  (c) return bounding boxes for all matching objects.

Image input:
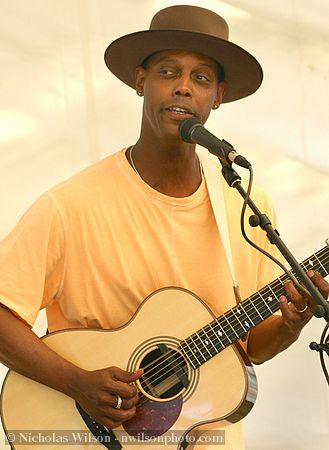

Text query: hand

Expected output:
[279,270,329,332]
[73,366,143,429]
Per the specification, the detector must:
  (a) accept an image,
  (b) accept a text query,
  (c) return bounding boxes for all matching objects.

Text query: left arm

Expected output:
[247,271,329,364]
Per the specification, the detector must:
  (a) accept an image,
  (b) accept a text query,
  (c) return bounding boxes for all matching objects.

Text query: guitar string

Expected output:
[138,288,280,384]
[138,270,328,393]
[149,247,329,372]
[142,255,326,392]
[136,297,324,406]
[136,252,329,391]
[135,251,328,395]
[139,297,277,389]
[137,280,329,396]
[147,250,328,371]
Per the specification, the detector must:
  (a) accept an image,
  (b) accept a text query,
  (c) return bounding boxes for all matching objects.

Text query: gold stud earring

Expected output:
[212,104,219,110]
[136,91,143,97]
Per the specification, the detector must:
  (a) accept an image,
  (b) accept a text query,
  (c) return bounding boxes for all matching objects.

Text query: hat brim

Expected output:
[104,30,263,103]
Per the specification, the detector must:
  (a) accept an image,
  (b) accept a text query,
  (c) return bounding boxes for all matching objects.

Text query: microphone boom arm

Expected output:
[220,163,329,321]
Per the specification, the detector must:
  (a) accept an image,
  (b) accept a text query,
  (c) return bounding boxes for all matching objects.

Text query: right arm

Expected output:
[0,303,142,429]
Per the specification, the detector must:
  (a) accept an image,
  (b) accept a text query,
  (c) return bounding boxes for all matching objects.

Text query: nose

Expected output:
[174,73,192,97]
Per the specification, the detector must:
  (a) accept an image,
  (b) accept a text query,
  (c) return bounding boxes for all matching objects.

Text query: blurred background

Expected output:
[0,0,328,449]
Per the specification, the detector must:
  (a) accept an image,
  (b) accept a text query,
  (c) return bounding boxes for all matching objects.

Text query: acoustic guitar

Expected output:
[1,242,328,449]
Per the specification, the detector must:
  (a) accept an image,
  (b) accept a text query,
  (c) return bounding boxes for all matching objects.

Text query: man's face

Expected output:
[135,50,225,141]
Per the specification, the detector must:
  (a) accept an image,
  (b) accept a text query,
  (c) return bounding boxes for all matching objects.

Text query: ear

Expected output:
[135,66,146,95]
[213,81,227,110]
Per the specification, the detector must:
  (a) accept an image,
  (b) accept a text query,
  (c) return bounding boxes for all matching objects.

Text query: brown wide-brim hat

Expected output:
[104,5,263,103]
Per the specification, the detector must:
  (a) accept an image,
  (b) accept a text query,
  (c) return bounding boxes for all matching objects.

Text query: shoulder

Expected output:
[45,149,125,205]
[197,147,275,212]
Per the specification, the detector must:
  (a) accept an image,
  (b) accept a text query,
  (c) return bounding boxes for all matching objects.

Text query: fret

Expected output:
[277,277,285,288]
[200,326,218,356]
[207,322,225,350]
[300,260,318,275]
[300,261,307,272]
[307,259,315,268]
[238,303,255,330]
[179,341,197,369]
[230,308,248,334]
[248,296,264,321]
[236,306,243,315]
[301,260,313,272]
[258,290,273,314]
[180,340,199,369]
[195,329,215,359]
[268,284,281,304]
[247,295,266,321]
[222,312,240,339]
[314,253,326,273]
[242,301,260,326]
[189,334,207,363]
[213,319,232,346]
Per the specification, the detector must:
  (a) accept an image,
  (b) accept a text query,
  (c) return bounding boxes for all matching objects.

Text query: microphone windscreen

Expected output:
[178,117,202,143]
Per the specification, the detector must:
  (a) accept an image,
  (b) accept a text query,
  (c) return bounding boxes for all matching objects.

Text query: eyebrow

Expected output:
[153,57,216,71]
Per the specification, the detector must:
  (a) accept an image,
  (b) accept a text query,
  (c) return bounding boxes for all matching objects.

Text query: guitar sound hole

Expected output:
[138,345,189,400]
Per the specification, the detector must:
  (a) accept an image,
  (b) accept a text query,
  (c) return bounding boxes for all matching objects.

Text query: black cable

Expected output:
[240,167,329,386]
[239,167,308,290]
[319,323,329,386]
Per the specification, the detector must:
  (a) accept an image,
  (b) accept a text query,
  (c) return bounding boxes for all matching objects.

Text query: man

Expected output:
[0,5,327,450]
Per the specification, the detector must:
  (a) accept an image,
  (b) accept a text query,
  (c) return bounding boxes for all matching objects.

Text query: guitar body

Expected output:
[1,287,257,449]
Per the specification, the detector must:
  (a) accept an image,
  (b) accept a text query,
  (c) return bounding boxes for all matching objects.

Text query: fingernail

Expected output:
[308,270,315,277]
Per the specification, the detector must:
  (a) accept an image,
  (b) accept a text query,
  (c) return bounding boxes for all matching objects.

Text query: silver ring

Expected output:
[115,395,122,410]
[295,304,308,313]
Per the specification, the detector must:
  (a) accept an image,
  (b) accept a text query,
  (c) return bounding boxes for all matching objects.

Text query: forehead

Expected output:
[144,49,219,71]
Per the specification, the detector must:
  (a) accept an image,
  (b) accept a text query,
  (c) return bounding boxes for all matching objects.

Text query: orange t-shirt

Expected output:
[0,148,282,331]
[0,148,283,449]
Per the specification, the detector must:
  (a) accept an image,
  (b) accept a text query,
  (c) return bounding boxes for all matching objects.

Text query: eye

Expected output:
[195,73,211,82]
[159,67,177,77]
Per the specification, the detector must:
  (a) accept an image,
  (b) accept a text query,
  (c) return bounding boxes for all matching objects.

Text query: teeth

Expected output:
[169,107,190,114]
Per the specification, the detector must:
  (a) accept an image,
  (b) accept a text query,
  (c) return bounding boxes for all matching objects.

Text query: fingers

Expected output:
[108,367,143,399]
[97,397,138,429]
[284,270,328,310]
[74,366,143,430]
[279,270,329,329]
[309,270,329,299]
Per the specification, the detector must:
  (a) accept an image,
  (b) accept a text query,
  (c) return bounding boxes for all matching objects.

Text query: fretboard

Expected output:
[180,243,329,369]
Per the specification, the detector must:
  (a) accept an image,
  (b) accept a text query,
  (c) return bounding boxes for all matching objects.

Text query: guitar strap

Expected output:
[197,147,242,303]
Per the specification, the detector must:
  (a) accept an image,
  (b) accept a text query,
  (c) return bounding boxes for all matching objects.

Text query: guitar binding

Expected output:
[75,401,122,450]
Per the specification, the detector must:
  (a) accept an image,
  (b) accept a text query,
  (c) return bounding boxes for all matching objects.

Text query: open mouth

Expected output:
[166,106,194,116]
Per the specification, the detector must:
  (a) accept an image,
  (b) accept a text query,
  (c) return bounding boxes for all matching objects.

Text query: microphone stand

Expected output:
[219,162,329,323]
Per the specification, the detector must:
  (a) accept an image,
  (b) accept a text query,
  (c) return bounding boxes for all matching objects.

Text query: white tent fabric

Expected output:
[0,1,328,449]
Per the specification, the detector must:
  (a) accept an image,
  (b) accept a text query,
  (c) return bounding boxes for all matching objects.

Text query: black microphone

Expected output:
[179,117,251,169]
[309,341,329,353]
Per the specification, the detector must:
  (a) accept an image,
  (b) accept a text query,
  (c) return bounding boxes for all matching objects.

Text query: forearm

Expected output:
[247,314,303,364]
[0,303,84,399]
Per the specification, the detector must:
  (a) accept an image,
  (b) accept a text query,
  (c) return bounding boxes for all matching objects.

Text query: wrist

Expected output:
[58,363,88,400]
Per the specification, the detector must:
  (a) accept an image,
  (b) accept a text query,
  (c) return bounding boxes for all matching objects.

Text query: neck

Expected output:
[127,138,202,197]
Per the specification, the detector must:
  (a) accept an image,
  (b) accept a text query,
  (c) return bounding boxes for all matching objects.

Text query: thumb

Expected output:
[112,367,144,383]
[128,368,144,382]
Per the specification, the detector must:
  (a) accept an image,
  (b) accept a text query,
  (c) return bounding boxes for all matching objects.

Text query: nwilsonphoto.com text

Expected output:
[5,430,225,446]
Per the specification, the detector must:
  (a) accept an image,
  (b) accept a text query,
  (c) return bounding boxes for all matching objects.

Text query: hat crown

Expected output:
[150,5,229,41]
[104,5,263,103]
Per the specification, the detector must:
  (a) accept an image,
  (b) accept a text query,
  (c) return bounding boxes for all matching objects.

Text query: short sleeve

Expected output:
[0,194,66,326]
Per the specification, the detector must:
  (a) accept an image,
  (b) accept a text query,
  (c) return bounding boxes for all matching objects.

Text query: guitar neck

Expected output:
[180,245,329,369]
